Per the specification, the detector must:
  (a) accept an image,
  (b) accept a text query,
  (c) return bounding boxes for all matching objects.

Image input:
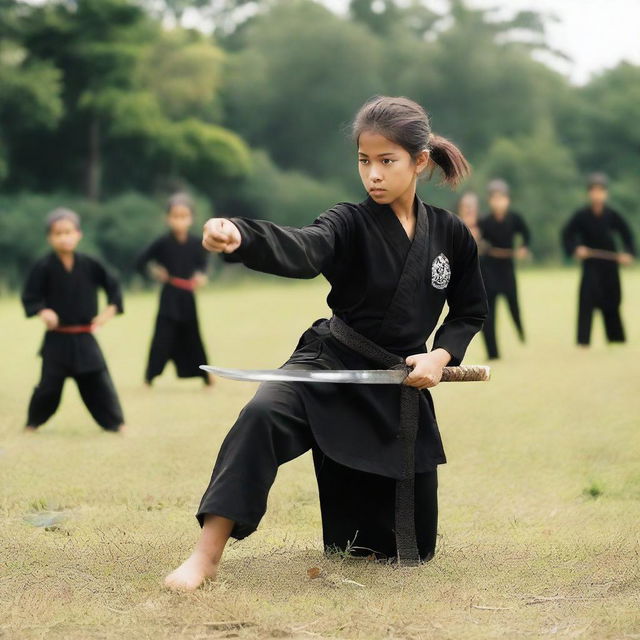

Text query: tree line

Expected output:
[1,0,638,286]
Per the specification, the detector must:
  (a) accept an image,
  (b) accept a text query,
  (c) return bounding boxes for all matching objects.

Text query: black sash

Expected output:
[329,315,421,567]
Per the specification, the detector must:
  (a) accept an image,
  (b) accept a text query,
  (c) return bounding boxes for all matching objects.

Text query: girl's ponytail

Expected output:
[428,134,470,188]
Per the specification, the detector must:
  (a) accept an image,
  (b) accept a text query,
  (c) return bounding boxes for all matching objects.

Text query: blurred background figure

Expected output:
[136,193,214,387]
[561,173,636,347]
[478,179,531,360]
[455,192,483,246]
[21,209,126,433]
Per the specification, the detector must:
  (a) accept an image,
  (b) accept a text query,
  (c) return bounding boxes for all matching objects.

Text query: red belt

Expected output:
[168,276,197,291]
[52,324,95,334]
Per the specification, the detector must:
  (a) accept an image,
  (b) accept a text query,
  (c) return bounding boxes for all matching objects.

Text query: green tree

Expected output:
[222,0,383,188]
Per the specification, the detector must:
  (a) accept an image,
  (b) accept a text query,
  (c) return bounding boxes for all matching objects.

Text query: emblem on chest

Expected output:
[431,253,451,290]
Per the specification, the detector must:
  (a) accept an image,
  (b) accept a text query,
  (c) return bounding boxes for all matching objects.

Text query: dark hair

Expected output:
[166,192,195,214]
[351,96,470,188]
[587,172,608,190]
[487,178,510,196]
[46,207,81,233]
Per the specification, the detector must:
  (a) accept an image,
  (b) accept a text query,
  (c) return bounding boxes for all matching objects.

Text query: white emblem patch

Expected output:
[431,253,451,290]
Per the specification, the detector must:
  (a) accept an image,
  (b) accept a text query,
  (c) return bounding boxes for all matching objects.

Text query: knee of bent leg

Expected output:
[234,393,280,437]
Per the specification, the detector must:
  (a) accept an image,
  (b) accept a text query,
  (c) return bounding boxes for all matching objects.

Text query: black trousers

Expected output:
[27,362,124,431]
[482,289,525,360]
[577,299,625,345]
[197,381,438,561]
[145,315,209,384]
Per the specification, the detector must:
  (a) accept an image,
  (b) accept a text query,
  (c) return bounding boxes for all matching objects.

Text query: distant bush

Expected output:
[0,191,214,289]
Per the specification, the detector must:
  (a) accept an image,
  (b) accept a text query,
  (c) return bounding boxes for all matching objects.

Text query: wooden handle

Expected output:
[441,365,491,382]
[585,248,620,262]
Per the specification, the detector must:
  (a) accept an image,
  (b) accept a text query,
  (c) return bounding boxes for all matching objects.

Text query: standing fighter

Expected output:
[562,173,635,346]
[164,96,488,591]
[478,179,531,360]
[456,192,483,245]
[136,193,214,387]
[22,208,126,433]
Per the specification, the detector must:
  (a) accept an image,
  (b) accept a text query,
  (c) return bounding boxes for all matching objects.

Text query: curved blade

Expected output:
[200,365,407,385]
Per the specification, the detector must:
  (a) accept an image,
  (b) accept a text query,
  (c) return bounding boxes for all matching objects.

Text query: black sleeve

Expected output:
[93,258,124,314]
[194,241,209,272]
[135,238,161,277]
[612,211,636,255]
[222,208,350,279]
[514,214,531,247]
[433,219,488,365]
[561,213,582,257]
[21,260,48,318]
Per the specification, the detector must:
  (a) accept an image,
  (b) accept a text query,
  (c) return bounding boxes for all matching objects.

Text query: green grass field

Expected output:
[1,268,639,640]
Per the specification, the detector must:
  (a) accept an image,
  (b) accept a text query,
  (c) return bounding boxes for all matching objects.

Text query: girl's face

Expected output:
[357,130,428,206]
[458,194,479,226]
[48,219,82,254]
[488,191,510,217]
[167,204,193,235]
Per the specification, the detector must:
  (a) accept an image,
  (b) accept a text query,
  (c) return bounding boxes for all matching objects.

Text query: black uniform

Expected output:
[197,196,487,561]
[562,206,635,345]
[478,211,530,359]
[22,252,125,431]
[136,233,210,384]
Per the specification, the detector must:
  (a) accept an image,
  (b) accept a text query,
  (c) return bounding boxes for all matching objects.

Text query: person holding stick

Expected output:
[562,173,635,346]
[478,179,531,360]
[164,96,488,591]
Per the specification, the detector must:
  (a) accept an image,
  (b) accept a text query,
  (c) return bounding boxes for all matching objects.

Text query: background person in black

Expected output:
[22,209,125,433]
[136,194,214,387]
[478,179,531,360]
[562,173,635,346]
[164,96,487,591]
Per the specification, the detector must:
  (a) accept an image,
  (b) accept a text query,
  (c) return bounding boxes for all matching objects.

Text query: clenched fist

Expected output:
[202,218,242,254]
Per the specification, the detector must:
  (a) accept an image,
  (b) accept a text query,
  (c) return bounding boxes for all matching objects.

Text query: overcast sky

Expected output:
[323,0,640,85]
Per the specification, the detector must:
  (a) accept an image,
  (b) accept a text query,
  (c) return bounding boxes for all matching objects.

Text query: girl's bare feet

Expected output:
[24,426,38,434]
[164,551,219,591]
[164,514,233,592]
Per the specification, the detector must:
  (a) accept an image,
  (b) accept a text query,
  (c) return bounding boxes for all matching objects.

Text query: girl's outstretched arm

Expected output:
[203,209,350,279]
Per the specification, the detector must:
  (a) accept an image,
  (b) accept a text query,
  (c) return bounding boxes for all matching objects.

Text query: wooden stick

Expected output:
[486,247,515,259]
[584,248,620,262]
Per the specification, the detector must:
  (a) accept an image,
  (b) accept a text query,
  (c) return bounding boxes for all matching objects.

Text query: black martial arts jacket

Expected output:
[22,252,123,374]
[478,211,530,294]
[136,233,208,322]
[223,196,488,479]
[562,206,636,309]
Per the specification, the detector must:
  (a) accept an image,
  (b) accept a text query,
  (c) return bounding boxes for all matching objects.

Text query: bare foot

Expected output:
[117,424,128,435]
[204,373,216,389]
[164,552,218,591]
[24,426,38,434]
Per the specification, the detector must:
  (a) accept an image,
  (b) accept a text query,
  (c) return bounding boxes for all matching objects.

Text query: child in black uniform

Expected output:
[136,194,214,387]
[22,208,126,433]
[562,173,635,346]
[164,96,487,591]
[478,179,531,360]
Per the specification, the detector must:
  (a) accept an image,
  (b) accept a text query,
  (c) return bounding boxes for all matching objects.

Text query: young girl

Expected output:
[22,208,126,433]
[478,179,531,360]
[165,96,487,590]
[136,194,213,387]
[456,191,483,245]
